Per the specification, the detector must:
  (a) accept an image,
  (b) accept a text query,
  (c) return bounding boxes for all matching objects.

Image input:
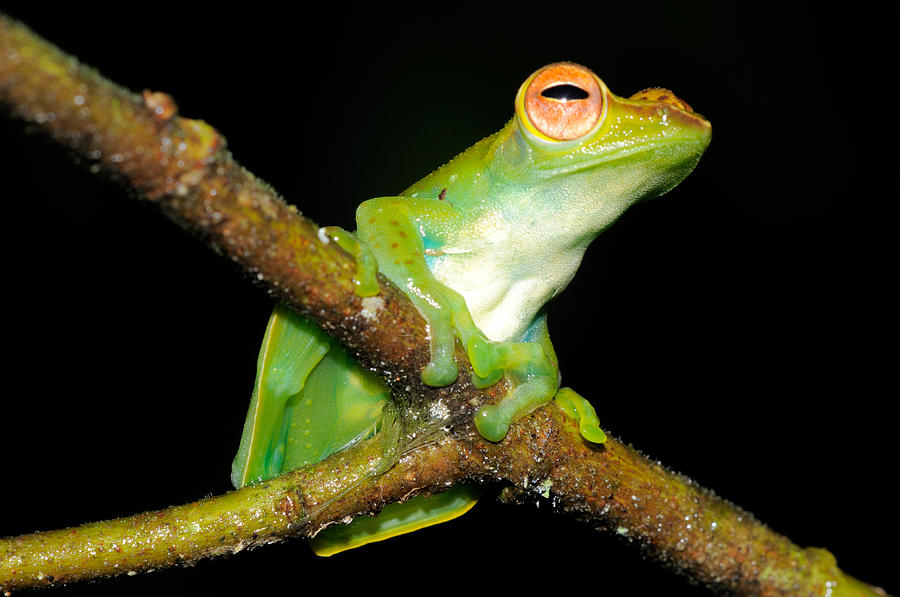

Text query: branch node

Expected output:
[142,89,177,121]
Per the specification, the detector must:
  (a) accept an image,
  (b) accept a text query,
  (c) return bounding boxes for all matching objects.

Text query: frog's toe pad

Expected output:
[466,336,497,380]
[475,405,510,442]
[421,360,459,388]
[579,422,607,444]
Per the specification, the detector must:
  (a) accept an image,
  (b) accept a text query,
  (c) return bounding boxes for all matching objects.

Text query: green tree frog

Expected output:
[231,62,711,555]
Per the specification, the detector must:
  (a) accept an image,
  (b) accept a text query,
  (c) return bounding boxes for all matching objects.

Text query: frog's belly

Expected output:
[430,252,579,342]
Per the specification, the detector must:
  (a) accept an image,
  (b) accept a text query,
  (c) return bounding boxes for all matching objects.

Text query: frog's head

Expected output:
[504,62,711,237]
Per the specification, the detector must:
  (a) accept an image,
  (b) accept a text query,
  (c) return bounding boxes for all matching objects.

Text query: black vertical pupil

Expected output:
[541,84,589,101]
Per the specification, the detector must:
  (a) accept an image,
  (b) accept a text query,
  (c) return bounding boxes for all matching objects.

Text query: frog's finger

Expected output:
[554,387,606,444]
[466,335,503,385]
[475,373,557,442]
[321,226,380,297]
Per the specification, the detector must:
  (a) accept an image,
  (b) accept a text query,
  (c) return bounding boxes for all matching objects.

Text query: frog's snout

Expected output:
[629,87,694,112]
[628,86,712,143]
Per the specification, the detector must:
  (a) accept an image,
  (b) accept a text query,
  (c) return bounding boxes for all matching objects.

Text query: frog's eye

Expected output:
[629,87,694,113]
[516,62,606,142]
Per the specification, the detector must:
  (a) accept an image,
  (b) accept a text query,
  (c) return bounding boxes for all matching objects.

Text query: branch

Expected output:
[0,13,889,597]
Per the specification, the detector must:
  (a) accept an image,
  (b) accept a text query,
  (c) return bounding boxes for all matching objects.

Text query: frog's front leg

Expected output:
[471,338,559,441]
[347,197,599,443]
[474,314,605,443]
[354,197,486,387]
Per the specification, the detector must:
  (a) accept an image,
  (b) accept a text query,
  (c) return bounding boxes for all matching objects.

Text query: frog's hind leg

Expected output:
[299,337,482,555]
[232,303,481,555]
[232,304,332,488]
[298,342,482,556]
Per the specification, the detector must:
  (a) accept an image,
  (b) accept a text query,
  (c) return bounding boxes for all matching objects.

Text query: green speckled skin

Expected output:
[232,62,711,555]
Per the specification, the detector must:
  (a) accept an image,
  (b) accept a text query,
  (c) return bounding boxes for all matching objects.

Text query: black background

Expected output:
[0,4,894,595]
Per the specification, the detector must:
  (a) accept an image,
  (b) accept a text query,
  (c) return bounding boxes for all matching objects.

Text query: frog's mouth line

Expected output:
[535,134,710,178]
